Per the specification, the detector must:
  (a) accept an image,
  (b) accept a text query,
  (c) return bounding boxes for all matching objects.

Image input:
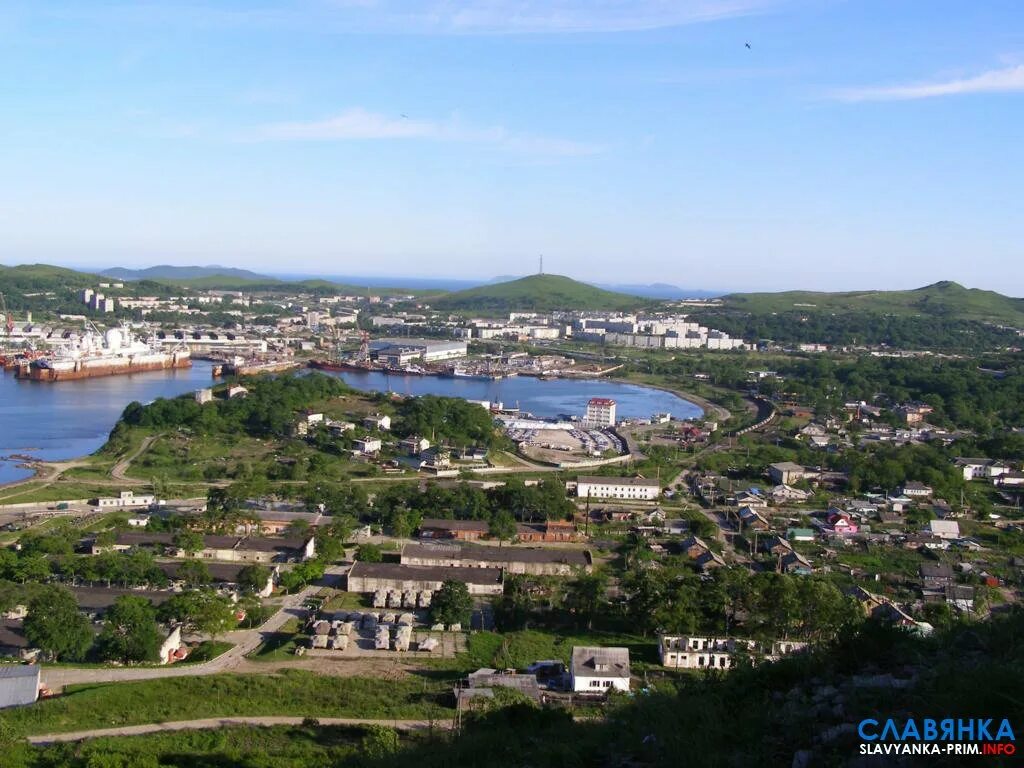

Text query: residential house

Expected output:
[770,484,813,504]
[679,535,712,560]
[0,620,37,661]
[363,414,391,431]
[570,646,631,693]
[399,435,430,455]
[945,585,975,612]
[825,511,858,536]
[780,551,813,575]
[695,549,726,572]
[353,437,382,455]
[920,563,955,589]
[738,506,770,532]
[786,527,816,543]
[768,462,814,485]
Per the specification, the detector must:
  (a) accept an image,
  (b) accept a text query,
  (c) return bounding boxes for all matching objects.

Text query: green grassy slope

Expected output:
[431,274,649,313]
[723,281,1024,325]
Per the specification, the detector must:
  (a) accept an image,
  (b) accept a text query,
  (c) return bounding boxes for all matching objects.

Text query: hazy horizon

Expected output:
[1,2,1021,292]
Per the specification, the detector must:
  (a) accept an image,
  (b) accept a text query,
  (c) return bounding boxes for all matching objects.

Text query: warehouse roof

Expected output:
[576,476,661,487]
[348,562,503,586]
[402,541,590,568]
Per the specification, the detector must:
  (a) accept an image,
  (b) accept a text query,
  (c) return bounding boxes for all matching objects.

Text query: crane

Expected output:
[0,292,13,336]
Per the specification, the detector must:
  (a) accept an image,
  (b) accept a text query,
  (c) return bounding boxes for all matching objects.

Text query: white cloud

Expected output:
[248,108,602,156]
[832,64,1024,102]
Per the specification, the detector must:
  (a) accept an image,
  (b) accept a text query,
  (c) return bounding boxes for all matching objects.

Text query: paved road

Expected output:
[27,716,451,745]
[41,567,346,692]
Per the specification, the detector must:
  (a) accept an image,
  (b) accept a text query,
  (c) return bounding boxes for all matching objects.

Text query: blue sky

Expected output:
[1,1,1022,293]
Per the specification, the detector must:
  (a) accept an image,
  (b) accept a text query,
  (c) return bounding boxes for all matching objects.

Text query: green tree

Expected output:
[96,595,161,664]
[488,509,518,548]
[564,571,608,630]
[357,544,383,563]
[177,559,211,587]
[23,585,93,661]
[172,529,204,554]
[431,580,473,627]
[237,564,271,593]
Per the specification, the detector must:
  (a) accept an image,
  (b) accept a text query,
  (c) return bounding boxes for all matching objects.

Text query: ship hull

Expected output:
[15,355,191,382]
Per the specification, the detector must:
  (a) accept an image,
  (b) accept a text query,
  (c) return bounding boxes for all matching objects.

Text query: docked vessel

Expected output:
[14,327,190,382]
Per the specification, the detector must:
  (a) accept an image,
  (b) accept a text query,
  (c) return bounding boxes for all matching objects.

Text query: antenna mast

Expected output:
[539,255,543,275]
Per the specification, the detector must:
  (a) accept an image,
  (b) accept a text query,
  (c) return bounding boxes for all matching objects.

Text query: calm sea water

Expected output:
[330,370,702,422]
[0,363,700,485]
[0,361,216,485]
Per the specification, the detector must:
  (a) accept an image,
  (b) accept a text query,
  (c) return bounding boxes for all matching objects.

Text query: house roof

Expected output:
[69,586,173,611]
[770,462,806,473]
[571,646,630,679]
[0,664,40,708]
[0,620,28,649]
[920,563,954,579]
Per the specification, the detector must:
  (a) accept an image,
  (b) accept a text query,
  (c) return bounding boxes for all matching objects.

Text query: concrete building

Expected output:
[570,646,631,693]
[401,541,591,576]
[195,388,214,404]
[369,338,467,363]
[93,490,156,509]
[353,437,382,455]
[363,414,391,431]
[583,397,617,428]
[576,476,661,501]
[346,562,504,596]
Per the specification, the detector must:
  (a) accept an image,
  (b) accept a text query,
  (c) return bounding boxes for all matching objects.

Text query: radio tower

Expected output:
[539,254,543,275]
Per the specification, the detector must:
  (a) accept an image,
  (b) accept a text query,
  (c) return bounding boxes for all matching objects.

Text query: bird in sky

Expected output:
[400,113,409,119]
[745,42,751,49]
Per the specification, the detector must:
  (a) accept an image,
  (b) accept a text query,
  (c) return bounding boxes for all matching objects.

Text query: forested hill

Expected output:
[721,281,1024,326]
[430,274,649,313]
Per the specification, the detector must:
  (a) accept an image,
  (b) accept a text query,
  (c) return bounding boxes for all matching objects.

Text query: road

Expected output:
[27,716,451,745]
[41,566,346,692]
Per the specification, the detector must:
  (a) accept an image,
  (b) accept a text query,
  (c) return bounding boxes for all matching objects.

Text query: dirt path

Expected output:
[109,434,158,483]
[27,716,451,745]
[41,568,345,692]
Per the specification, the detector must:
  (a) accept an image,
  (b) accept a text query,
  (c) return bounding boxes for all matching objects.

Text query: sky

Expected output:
[1,0,1022,293]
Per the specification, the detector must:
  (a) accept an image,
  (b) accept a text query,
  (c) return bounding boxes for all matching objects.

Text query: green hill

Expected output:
[431,274,648,313]
[0,263,102,293]
[723,281,1024,325]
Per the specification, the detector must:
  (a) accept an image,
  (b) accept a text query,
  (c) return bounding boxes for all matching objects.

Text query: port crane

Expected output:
[0,292,13,335]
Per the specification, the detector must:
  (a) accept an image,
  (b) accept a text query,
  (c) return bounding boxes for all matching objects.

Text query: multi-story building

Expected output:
[576,476,661,501]
[583,397,617,428]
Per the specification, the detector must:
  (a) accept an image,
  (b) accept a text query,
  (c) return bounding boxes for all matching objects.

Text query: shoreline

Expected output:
[607,376,731,423]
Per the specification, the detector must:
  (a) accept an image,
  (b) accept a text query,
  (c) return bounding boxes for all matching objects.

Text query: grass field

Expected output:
[0,672,451,740]
[10,723,383,768]
[464,630,659,671]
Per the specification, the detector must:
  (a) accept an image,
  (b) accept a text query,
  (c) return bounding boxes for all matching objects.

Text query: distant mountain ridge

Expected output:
[101,265,275,282]
[721,281,1024,325]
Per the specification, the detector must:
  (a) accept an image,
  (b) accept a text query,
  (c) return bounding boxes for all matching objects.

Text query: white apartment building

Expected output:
[583,397,616,428]
[576,476,661,501]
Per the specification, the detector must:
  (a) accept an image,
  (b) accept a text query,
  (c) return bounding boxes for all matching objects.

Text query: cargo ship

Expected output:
[14,327,191,382]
